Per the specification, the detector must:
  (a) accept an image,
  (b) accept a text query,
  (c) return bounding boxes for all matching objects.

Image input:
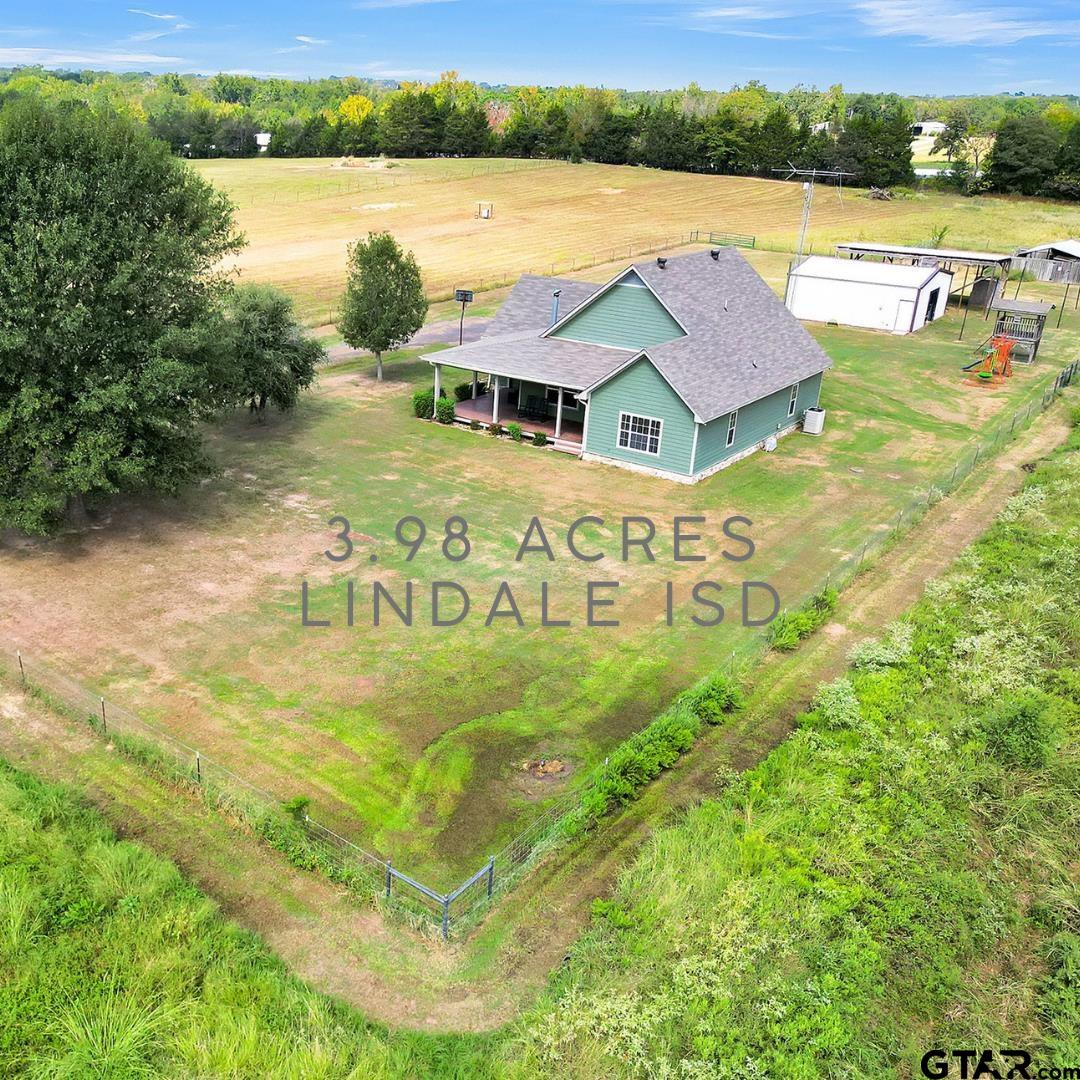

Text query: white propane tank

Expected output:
[803,407,826,436]
[764,436,778,452]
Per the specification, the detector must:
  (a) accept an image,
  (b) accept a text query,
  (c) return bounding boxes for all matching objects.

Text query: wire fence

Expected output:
[308,231,701,327]
[2,360,1075,936]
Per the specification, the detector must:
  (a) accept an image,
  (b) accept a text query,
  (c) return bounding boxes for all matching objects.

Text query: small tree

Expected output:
[337,232,427,381]
[222,285,323,418]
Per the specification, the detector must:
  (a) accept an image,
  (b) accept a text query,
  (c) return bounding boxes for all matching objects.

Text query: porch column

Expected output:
[555,387,564,439]
[471,370,478,399]
[433,363,442,401]
[491,375,500,425]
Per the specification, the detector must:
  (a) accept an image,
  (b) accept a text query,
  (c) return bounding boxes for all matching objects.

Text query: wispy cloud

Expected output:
[127,8,180,20]
[0,45,183,65]
[275,33,331,53]
[353,0,458,9]
[645,0,814,39]
[853,0,1080,45]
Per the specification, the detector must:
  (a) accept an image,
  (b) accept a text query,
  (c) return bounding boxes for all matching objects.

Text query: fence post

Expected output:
[950,461,958,487]
[385,859,392,899]
[100,697,107,735]
[487,855,495,899]
[973,446,981,468]
[896,507,904,530]
[195,752,201,784]
[17,650,25,685]
[442,896,450,940]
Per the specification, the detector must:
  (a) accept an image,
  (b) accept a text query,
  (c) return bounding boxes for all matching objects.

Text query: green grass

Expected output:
[509,408,1080,1077]
[0,761,496,1078]
[4,408,1077,1078]
[5,289,1076,886]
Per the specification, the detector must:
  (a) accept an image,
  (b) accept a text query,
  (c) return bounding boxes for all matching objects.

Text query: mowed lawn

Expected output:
[2,267,1076,884]
[190,157,1080,325]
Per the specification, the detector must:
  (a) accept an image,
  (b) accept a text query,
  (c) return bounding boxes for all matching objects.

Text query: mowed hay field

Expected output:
[191,157,1080,325]
[2,269,1077,884]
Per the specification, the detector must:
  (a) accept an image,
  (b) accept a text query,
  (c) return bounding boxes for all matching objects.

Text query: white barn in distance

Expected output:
[785,256,953,335]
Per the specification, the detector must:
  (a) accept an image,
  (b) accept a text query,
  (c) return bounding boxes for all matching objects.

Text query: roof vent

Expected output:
[550,289,562,326]
[656,257,667,269]
[710,249,720,261]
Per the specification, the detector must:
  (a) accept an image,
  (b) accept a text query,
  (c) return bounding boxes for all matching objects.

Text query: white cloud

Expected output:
[0,46,183,65]
[295,34,329,44]
[353,0,458,9]
[853,0,1080,45]
[127,9,180,20]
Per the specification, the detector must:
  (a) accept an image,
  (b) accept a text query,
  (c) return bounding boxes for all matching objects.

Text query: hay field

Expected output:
[191,157,1080,325]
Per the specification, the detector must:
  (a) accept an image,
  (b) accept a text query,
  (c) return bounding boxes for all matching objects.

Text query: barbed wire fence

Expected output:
[1,361,1074,936]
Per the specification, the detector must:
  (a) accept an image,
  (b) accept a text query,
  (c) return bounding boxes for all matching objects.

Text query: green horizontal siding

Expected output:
[551,281,685,350]
[585,357,696,475]
[695,372,823,474]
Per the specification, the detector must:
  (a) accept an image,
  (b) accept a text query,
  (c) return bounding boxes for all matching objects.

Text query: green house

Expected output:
[425,249,832,483]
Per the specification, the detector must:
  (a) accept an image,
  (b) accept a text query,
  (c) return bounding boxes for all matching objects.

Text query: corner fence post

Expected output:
[385,859,392,899]
[17,650,25,685]
[100,697,107,735]
[195,752,201,784]
[487,855,495,899]
[442,896,450,940]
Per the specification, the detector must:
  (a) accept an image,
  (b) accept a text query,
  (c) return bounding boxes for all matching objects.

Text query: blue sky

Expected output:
[3,1,1079,94]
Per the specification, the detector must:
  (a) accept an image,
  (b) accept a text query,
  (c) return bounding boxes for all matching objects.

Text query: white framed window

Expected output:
[726,410,739,448]
[788,383,800,418]
[618,411,663,456]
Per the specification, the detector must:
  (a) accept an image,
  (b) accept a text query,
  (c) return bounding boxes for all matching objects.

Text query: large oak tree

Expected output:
[0,99,242,534]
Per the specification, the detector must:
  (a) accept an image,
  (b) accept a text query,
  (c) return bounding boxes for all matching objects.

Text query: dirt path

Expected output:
[0,401,1071,1034]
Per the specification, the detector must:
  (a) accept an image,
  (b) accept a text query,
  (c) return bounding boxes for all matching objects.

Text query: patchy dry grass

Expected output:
[3,278,1074,884]
[190,157,1080,325]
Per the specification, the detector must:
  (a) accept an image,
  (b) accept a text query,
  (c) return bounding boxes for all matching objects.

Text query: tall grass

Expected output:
[0,763,498,1078]
[512,413,1080,1077]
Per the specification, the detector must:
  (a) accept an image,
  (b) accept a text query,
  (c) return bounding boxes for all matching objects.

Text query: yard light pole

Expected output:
[454,288,474,347]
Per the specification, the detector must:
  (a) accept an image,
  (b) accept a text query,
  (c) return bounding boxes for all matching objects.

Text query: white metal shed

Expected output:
[785,256,953,335]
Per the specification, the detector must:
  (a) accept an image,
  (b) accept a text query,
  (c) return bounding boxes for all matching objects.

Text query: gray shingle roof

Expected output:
[427,249,832,423]
[631,248,833,421]
[485,275,600,336]
[429,330,634,390]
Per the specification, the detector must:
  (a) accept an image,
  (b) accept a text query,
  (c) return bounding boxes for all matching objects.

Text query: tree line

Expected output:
[3,67,1080,196]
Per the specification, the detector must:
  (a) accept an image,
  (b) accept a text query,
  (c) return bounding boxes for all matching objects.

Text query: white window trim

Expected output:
[618,410,664,457]
[788,382,800,418]
[726,409,739,448]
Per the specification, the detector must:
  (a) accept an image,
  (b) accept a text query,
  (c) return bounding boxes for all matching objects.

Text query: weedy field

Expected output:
[2,409,1077,1078]
[190,157,1080,325]
[1,270,1075,883]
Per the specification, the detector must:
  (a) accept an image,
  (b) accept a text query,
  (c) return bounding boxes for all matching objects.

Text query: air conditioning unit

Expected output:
[803,407,826,436]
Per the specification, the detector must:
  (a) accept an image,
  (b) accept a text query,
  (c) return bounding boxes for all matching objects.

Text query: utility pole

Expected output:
[771,163,855,265]
[773,163,854,315]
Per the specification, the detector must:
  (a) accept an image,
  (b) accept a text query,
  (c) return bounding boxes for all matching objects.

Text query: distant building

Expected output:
[255,132,272,153]
[785,256,952,335]
[912,120,947,137]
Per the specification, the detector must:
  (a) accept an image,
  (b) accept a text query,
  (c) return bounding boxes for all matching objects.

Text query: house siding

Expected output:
[551,283,685,350]
[695,372,823,473]
[584,357,696,475]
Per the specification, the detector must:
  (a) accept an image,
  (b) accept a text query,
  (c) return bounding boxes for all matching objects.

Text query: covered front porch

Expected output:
[453,390,584,445]
[432,365,585,446]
